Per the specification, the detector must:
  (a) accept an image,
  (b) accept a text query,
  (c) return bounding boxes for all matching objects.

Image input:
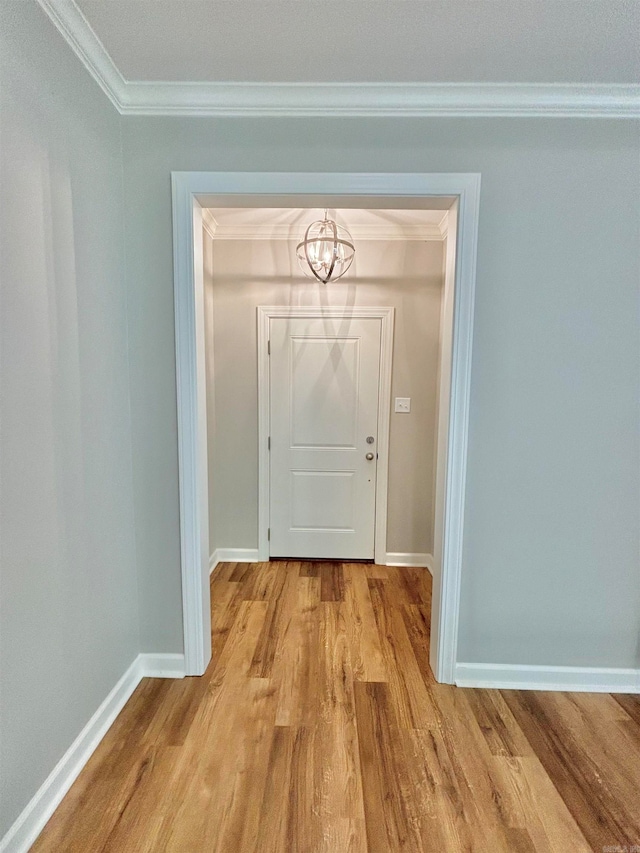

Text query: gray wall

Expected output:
[0,2,139,836]
[122,116,640,668]
[204,236,443,558]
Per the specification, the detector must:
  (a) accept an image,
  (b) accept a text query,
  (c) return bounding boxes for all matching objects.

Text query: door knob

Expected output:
[365,452,375,461]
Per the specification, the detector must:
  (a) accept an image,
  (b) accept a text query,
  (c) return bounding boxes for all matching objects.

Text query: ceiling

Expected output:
[203,207,450,241]
[36,0,640,116]
[74,0,639,85]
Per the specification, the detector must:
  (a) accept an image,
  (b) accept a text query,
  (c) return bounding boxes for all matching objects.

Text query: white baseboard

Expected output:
[384,552,433,570]
[210,550,433,573]
[139,653,186,679]
[455,662,640,693]
[210,548,261,574]
[0,653,185,853]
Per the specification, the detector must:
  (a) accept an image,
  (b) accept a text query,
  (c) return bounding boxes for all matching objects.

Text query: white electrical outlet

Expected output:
[395,397,411,413]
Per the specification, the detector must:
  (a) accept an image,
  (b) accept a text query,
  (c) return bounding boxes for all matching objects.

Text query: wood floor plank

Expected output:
[160,602,271,852]
[342,564,387,682]
[205,675,280,853]
[368,578,439,728]
[400,602,433,685]
[88,745,186,853]
[274,575,321,727]
[209,578,245,670]
[428,684,522,850]
[398,725,470,852]
[612,692,640,727]
[242,561,281,601]
[211,560,240,582]
[299,560,319,577]
[228,561,255,584]
[354,681,422,853]
[489,755,591,853]
[33,562,640,853]
[276,599,370,852]
[502,689,640,851]
[254,725,296,853]
[286,725,322,851]
[385,566,428,606]
[320,560,345,601]
[315,601,367,851]
[364,563,389,579]
[97,678,175,777]
[249,562,298,678]
[464,687,534,757]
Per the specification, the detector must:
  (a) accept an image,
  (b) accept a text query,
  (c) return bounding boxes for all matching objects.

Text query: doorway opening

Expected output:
[172,173,480,684]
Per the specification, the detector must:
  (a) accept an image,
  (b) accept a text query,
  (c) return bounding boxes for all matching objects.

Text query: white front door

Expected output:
[269,315,382,559]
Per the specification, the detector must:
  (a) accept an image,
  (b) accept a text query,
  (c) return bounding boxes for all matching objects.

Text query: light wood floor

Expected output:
[34,561,640,852]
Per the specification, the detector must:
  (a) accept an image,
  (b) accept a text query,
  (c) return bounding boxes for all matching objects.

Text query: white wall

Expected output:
[0,2,139,837]
[204,235,444,559]
[122,115,640,669]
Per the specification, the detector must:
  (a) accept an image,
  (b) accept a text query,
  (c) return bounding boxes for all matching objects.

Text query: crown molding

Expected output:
[37,0,127,110]
[121,81,640,118]
[201,208,218,241]
[39,0,640,118]
[199,214,447,241]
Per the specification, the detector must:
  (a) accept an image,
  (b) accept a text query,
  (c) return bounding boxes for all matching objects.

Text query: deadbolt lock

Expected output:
[366,436,375,444]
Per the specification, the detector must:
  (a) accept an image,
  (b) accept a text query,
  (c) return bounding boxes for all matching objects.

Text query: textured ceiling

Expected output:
[74,0,640,84]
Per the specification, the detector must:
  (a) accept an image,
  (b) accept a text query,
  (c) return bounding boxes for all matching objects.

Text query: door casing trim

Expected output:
[257,306,395,564]
[171,171,481,682]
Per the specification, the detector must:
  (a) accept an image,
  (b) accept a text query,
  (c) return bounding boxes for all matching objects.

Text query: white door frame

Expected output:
[257,306,395,565]
[171,171,481,681]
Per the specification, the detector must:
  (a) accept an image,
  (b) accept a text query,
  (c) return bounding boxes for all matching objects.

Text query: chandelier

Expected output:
[296,210,355,283]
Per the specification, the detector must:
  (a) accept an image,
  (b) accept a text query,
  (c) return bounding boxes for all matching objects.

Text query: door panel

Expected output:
[269,316,381,559]
[290,337,360,449]
[290,470,356,531]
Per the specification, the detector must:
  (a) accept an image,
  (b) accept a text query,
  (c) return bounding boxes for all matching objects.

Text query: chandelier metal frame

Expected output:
[296,211,355,283]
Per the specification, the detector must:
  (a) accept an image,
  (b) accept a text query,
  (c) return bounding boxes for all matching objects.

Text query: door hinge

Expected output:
[268,436,271,450]
[267,340,271,355]
[267,528,270,541]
